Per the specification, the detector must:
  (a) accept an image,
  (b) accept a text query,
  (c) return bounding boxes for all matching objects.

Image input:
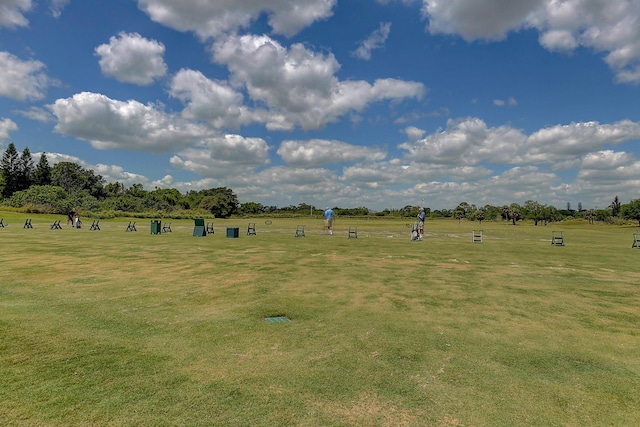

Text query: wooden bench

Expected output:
[472,229,483,243]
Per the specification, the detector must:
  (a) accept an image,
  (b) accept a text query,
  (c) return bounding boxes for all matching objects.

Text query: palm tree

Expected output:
[508,203,521,225]
[524,200,544,225]
[501,205,510,221]
[608,196,621,217]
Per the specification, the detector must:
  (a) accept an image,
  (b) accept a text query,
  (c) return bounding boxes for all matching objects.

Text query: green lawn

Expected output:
[1,212,639,426]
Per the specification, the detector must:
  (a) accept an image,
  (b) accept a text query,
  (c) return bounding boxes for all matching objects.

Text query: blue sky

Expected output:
[1,0,639,211]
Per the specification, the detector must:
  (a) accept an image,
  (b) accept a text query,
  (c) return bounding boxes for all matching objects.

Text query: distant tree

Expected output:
[332,206,369,216]
[105,182,126,197]
[51,161,105,199]
[278,204,297,213]
[608,195,622,217]
[543,205,561,224]
[33,152,52,186]
[86,169,106,199]
[239,201,265,215]
[17,147,34,191]
[50,161,79,194]
[196,187,238,218]
[595,209,611,222]
[621,199,640,226]
[198,196,216,214]
[584,209,597,224]
[501,205,510,221]
[431,209,452,218]
[482,205,501,221]
[1,142,19,198]
[125,183,148,198]
[114,183,158,212]
[507,203,521,225]
[474,209,486,224]
[149,187,187,210]
[184,189,204,210]
[454,208,465,224]
[455,202,476,219]
[400,205,417,218]
[523,200,545,225]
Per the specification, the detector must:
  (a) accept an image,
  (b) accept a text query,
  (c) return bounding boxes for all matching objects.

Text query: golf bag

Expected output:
[410,221,420,241]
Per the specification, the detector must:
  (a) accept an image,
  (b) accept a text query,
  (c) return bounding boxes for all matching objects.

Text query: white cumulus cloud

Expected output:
[137,0,336,39]
[278,139,387,168]
[50,92,209,152]
[170,134,270,178]
[95,32,167,86]
[525,120,640,159]
[421,0,640,83]
[212,34,426,130]
[399,117,640,168]
[422,0,540,41]
[169,68,252,129]
[0,0,31,29]
[92,163,149,186]
[399,117,526,165]
[0,118,18,140]
[0,51,52,101]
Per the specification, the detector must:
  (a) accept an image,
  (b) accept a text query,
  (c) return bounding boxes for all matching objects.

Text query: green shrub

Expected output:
[3,185,69,213]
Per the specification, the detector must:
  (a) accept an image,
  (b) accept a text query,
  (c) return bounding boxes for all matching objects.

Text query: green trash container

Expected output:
[193,218,206,236]
[151,220,161,235]
[226,227,239,238]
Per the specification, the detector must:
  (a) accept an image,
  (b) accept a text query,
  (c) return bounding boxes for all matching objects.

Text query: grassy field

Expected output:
[1,212,639,426]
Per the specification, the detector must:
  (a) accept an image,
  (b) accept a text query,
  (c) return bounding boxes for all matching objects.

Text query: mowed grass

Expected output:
[1,213,639,426]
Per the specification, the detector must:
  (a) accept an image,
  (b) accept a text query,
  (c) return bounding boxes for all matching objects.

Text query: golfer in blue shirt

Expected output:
[323,207,334,235]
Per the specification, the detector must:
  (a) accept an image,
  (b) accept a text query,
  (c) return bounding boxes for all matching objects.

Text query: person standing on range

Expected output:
[323,207,335,235]
[417,207,426,240]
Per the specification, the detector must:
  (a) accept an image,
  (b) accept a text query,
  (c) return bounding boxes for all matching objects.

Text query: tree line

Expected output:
[2,142,640,224]
[447,199,640,226]
[0,143,239,218]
